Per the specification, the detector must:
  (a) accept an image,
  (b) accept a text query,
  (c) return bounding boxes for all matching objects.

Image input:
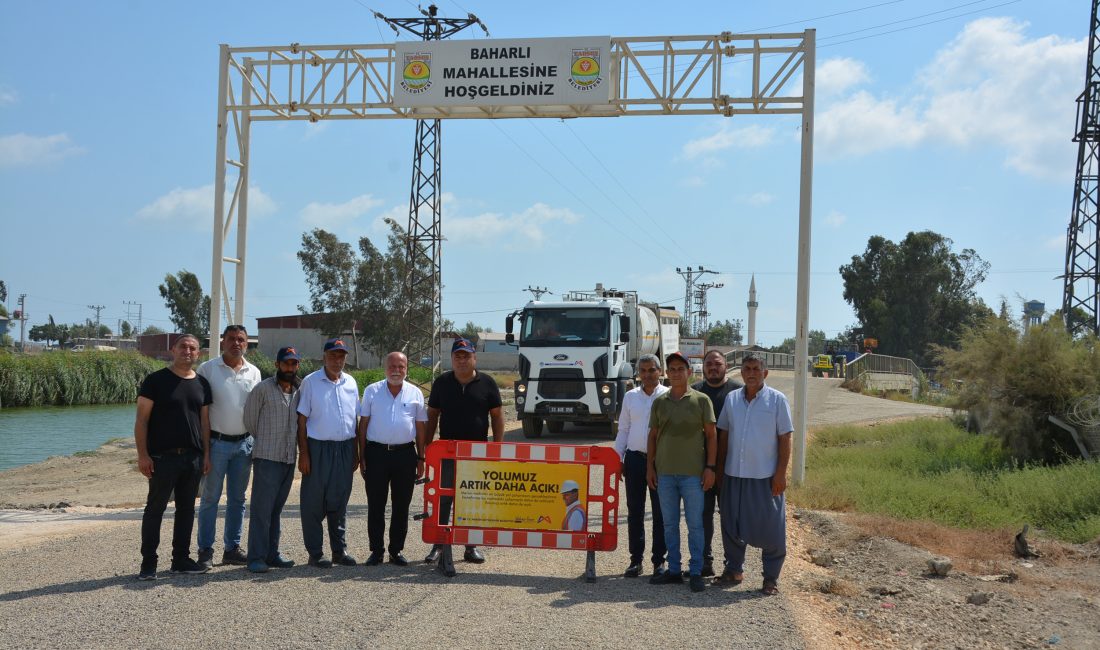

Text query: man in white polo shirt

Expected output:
[296,337,360,569]
[196,324,261,568]
[613,353,669,578]
[357,351,427,567]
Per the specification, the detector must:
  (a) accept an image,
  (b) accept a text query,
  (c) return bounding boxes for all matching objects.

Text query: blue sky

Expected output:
[0,0,1087,348]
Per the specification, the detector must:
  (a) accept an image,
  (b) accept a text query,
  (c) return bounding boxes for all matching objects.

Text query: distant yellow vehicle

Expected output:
[812,354,833,377]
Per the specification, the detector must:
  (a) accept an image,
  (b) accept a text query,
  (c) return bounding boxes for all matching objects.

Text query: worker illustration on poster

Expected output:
[560,479,586,531]
[455,460,587,531]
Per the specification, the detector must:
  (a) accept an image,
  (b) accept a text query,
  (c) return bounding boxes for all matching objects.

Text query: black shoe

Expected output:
[623,563,642,578]
[334,553,358,567]
[222,546,248,566]
[365,552,384,566]
[650,571,683,585]
[690,575,706,592]
[267,554,295,569]
[652,562,668,576]
[701,561,715,577]
[424,545,442,564]
[169,558,211,575]
[390,553,410,567]
[197,548,214,570]
[463,547,485,564]
[137,564,157,581]
[308,554,333,569]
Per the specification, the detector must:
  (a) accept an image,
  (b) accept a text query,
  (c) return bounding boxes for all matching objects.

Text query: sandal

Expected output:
[761,580,779,595]
[712,571,744,586]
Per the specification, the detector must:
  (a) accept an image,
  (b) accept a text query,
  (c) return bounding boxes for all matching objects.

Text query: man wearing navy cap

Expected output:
[242,346,302,573]
[296,338,360,569]
[424,337,504,567]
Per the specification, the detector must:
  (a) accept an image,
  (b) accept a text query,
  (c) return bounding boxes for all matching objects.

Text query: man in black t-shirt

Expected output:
[134,334,213,580]
[691,349,744,577]
[424,338,504,567]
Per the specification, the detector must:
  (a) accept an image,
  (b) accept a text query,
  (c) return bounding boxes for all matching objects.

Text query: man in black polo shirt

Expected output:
[424,337,504,566]
[134,334,213,580]
[691,349,744,577]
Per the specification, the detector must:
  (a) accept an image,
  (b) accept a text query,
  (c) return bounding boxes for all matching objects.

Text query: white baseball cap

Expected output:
[561,479,580,494]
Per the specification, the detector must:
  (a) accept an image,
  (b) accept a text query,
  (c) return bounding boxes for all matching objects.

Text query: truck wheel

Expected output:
[546,420,564,434]
[522,417,544,439]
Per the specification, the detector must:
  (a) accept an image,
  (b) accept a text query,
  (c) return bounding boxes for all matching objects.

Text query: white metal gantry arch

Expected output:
[210,29,816,482]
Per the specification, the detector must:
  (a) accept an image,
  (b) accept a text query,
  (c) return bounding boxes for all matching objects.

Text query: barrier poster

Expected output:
[454,459,588,532]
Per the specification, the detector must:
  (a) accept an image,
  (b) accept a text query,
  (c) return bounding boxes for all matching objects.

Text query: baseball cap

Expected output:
[665,351,690,368]
[561,479,580,494]
[451,337,475,354]
[276,346,300,362]
[323,338,350,353]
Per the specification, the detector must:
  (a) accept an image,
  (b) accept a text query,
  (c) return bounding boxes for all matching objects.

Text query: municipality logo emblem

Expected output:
[401,52,432,94]
[569,48,602,91]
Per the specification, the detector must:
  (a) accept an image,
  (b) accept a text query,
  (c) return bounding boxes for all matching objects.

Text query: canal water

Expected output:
[0,404,135,471]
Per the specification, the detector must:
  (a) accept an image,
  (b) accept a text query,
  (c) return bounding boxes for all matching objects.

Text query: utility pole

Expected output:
[525,286,552,301]
[676,266,718,336]
[88,304,105,343]
[374,4,489,375]
[124,300,143,337]
[1063,0,1100,335]
[16,293,27,354]
[694,281,724,337]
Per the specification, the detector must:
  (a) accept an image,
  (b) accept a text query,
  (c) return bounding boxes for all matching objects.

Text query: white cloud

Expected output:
[824,210,847,228]
[816,58,870,98]
[1045,234,1065,251]
[816,17,1082,179]
[136,183,277,229]
[299,193,384,228]
[681,123,775,160]
[679,176,705,188]
[0,85,17,106]
[0,133,85,167]
[746,192,774,206]
[448,202,581,249]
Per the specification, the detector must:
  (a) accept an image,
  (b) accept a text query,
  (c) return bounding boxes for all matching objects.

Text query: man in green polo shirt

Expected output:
[646,351,718,593]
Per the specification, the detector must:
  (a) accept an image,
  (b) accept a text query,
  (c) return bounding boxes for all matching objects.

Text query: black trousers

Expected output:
[140,449,202,568]
[703,485,718,562]
[623,450,666,566]
[363,443,417,555]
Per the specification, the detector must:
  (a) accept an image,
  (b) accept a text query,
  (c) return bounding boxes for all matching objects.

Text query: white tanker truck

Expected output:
[505,284,681,438]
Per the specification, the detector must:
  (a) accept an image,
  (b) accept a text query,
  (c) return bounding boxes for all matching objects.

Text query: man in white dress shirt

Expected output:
[357,351,427,567]
[196,324,261,568]
[613,353,668,578]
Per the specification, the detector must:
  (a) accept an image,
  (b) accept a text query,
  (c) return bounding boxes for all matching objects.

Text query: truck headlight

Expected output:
[600,384,611,395]
[516,396,525,405]
[602,397,611,406]
[517,383,527,393]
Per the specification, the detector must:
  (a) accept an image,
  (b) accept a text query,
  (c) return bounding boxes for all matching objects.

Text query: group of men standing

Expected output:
[136,328,501,580]
[614,349,792,594]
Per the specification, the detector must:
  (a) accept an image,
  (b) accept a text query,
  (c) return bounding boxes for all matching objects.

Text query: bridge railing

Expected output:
[845,352,924,390]
[724,349,797,370]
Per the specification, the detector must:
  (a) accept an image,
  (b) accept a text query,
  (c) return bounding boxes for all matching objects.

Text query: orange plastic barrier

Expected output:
[421,441,620,552]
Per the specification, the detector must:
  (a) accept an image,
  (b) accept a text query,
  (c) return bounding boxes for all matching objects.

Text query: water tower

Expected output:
[1023,300,1045,328]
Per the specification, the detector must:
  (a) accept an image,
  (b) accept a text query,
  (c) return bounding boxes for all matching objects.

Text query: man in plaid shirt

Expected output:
[243,346,302,573]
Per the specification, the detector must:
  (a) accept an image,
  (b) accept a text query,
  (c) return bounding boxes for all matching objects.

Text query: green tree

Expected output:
[120,321,134,338]
[28,315,69,347]
[704,319,742,346]
[142,324,165,336]
[299,222,434,361]
[0,280,8,318]
[772,329,827,355]
[840,231,992,366]
[457,321,492,341]
[158,270,210,336]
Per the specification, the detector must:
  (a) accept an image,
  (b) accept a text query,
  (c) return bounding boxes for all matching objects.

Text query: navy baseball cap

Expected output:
[277,346,300,362]
[451,337,475,354]
[324,338,350,353]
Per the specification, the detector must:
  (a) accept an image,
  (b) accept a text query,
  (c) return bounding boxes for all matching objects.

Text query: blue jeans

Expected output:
[656,474,705,576]
[197,436,253,551]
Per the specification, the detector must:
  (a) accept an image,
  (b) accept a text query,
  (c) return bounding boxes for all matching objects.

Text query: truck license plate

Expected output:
[548,406,575,414]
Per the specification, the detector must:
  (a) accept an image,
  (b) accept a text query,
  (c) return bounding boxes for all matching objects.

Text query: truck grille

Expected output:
[537,368,585,399]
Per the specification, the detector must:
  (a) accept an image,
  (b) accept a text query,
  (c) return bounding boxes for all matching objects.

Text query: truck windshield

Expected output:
[521,308,609,346]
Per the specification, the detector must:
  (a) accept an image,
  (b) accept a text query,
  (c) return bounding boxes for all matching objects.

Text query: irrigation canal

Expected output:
[0,404,134,471]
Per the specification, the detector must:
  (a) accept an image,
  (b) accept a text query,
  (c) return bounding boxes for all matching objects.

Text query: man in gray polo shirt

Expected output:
[197,324,261,568]
[243,346,302,573]
[297,338,360,569]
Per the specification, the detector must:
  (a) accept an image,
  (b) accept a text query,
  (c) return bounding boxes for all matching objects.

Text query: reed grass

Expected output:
[0,351,164,407]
